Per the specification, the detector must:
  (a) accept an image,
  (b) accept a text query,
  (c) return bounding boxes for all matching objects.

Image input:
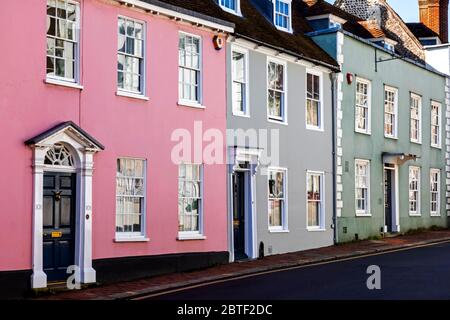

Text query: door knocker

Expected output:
[53,191,62,201]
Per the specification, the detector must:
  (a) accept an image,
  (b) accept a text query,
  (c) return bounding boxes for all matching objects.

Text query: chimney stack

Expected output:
[419,0,449,43]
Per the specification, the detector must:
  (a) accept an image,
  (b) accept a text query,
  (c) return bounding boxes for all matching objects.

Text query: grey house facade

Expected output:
[204,0,340,260]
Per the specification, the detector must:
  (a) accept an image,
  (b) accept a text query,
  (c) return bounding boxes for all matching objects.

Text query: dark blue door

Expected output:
[43,172,76,282]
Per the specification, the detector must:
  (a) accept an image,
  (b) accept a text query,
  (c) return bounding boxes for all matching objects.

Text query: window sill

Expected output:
[431,144,442,150]
[355,129,371,136]
[356,213,372,217]
[269,228,289,233]
[410,140,422,145]
[306,125,324,132]
[114,236,150,243]
[178,100,205,109]
[232,112,250,118]
[409,213,421,217]
[267,118,288,126]
[116,90,149,101]
[177,234,207,241]
[45,78,84,90]
[384,135,398,140]
[430,213,441,217]
[307,227,326,232]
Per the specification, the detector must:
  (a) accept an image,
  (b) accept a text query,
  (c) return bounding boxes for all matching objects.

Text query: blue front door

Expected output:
[43,172,76,282]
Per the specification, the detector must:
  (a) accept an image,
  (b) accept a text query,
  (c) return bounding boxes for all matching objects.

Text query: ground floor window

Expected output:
[268,168,287,231]
[430,169,441,216]
[355,159,370,215]
[115,158,146,238]
[409,166,421,216]
[307,171,324,230]
[178,164,203,235]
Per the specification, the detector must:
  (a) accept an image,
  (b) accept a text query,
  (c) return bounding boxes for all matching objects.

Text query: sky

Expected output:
[324,0,448,23]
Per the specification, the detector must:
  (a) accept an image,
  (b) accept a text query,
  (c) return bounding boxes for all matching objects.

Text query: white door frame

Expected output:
[383,164,400,233]
[27,125,102,289]
[228,147,260,262]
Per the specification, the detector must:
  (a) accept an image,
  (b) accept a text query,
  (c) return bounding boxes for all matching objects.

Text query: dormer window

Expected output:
[274,0,292,32]
[219,0,241,16]
[384,42,395,52]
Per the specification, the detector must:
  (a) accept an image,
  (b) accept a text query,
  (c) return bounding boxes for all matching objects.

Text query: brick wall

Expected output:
[419,0,449,43]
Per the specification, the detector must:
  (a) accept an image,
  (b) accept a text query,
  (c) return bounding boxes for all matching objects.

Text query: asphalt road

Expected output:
[147,241,450,300]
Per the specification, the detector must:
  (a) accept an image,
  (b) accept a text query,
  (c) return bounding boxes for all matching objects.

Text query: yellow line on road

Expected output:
[130,239,450,300]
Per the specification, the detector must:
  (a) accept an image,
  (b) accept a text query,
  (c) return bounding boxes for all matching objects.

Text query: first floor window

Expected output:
[355,78,371,133]
[178,164,203,234]
[409,166,421,215]
[384,86,398,138]
[118,17,145,94]
[306,72,322,129]
[430,169,441,216]
[410,93,421,143]
[46,0,79,81]
[431,102,441,147]
[267,60,285,121]
[355,160,370,215]
[232,50,248,115]
[116,158,146,236]
[179,33,201,103]
[307,172,324,229]
[268,168,287,230]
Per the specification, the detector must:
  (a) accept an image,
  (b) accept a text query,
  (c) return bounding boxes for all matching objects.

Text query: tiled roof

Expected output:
[147,0,339,69]
[358,20,386,38]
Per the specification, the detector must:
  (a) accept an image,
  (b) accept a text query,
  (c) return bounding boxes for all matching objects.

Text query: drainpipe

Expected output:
[330,72,338,245]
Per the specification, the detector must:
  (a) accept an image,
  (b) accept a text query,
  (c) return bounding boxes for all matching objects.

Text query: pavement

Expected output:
[36,229,450,300]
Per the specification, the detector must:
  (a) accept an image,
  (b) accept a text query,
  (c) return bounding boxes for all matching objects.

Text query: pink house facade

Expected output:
[0,0,233,297]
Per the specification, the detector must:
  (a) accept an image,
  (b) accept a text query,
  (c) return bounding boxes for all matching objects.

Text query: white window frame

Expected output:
[177,163,205,240]
[430,169,441,216]
[178,32,203,108]
[115,157,148,241]
[231,46,249,117]
[384,85,398,139]
[410,93,422,144]
[267,167,289,232]
[306,171,325,231]
[408,166,421,216]
[267,57,288,124]
[219,0,242,16]
[117,15,146,97]
[354,77,371,135]
[431,101,442,148]
[355,159,371,216]
[306,69,324,131]
[46,0,81,84]
[273,0,293,33]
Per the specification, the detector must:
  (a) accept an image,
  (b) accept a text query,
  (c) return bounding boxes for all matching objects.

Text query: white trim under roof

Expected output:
[306,13,347,25]
[115,0,234,33]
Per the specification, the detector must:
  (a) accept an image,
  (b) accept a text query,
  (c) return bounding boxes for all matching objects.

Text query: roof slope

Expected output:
[148,0,339,69]
[406,22,440,39]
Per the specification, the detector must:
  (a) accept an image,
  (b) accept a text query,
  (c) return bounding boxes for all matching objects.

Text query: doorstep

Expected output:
[35,229,450,300]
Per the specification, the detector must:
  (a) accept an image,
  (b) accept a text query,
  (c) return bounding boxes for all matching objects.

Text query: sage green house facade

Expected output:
[310,29,449,242]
